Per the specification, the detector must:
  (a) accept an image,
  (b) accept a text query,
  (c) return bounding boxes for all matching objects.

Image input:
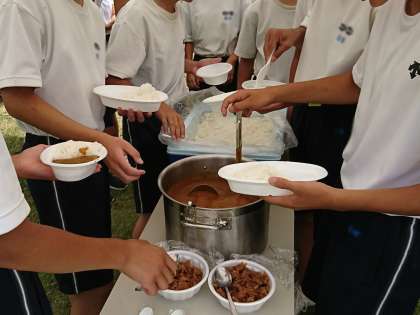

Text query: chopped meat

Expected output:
[168,260,203,291]
[214,263,270,303]
[79,147,89,155]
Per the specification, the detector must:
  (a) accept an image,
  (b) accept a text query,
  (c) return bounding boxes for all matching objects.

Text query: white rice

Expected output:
[49,141,104,161]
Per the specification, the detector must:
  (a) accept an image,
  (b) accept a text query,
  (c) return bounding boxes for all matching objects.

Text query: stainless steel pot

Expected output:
[158,155,269,257]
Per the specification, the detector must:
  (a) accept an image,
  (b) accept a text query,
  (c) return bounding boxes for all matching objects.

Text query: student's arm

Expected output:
[226,54,239,84]
[221,71,360,115]
[286,42,304,121]
[1,87,143,183]
[264,26,307,62]
[114,0,129,15]
[237,58,255,89]
[185,43,200,90]
[12,145,55,180]
[0,219,176,295]
[264,178,420,216]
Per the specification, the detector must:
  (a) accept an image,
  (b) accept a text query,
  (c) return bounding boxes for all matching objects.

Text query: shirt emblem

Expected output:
[222,11,234,21]
[408,61,420,79]
[337,23,354,44]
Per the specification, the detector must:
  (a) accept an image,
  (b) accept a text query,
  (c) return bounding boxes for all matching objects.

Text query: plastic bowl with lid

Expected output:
[196,63,233,86]
[40,141,107,182]
[208,259,276,314]
[159,250,209,302]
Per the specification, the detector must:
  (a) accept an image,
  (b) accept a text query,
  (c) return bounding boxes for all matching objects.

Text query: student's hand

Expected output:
[99,134,145,183]
[121,240,177,295]
[187,73,201,90]
[226,55,237,84]
[117,108,153,123]
[12,145,55,180]
[156,103,185,140]
[263,177,338,210]
[221,89,279,116]
[264,27,306,63]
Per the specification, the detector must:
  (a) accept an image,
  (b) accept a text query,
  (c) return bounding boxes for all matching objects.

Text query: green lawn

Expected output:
[1,105,419,315]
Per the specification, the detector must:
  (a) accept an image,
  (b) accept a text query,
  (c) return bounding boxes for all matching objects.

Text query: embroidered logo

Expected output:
[222,10,234,21]
[408,61,420,79]
[94,42,101,60]
[336,23,354,44]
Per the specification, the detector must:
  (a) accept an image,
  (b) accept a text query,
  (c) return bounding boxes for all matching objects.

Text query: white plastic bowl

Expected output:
[208,259,276,314]
[93,85,167,112]
[196,63,233,86]
[242,79,284,90]
[218,161,328,196]
[40,141,107,182]
[159,250,209,302]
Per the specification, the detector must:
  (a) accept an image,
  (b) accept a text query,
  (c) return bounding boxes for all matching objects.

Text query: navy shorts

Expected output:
[0,269,52,315]
[22,134,114,295]
[122,116,169,214]
[313,212,420,315]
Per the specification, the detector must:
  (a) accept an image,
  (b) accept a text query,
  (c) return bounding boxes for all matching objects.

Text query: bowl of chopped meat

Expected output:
[159,250,209,301]
[208,260,276,313]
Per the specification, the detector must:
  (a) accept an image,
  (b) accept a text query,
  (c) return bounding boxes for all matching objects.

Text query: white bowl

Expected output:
[218,161,328,196]
[196,63,233,86]
[40,141,107,182]
[93,85,167,112]
[208,259,276,314]
[242,80,284,90]
[159,250,209,302]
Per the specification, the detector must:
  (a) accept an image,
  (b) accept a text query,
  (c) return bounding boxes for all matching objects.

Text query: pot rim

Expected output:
[158,154,263,211]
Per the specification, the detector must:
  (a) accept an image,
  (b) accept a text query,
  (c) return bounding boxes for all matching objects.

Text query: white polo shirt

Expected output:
[342,0,420,219]
[235,0,296,83]
[0,0,106,136]
[294,0,376,82]
[183,0,250,57]
[106,0,188,103]
[0,134,30,235]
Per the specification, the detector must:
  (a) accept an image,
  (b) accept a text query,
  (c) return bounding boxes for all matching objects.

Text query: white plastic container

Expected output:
[159,250,209,302]
[242,80,284,90]
[218,161,328,196]
[40,141,107,182]
[93,85,167,112]
[208,259,276,314]
[196,63,233,86]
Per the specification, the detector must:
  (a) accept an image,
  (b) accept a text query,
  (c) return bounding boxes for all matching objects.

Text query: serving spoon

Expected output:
[215,267,238,315]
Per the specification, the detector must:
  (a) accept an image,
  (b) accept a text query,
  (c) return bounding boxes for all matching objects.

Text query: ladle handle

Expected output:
[226,288,239,315]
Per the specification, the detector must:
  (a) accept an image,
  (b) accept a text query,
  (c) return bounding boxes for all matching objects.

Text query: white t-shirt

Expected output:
[294,0,376,82]
[235,0,296,83]
[106,0,188,103]
[293,0,314,28]
[183,0,250,56]
[342,1,420,219]
[0,0,106,136]
[0,134,30,235]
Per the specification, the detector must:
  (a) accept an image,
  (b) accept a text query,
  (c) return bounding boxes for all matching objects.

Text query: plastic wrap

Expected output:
[156,240,224,269]
[161,91,297,160]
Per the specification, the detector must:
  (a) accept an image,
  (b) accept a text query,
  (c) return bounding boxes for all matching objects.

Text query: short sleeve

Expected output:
[235,4,258,59]
[0,135,30,235]
[179,2,192,43]
[106,15,146,79]
[352,48,368,88]
[0,3,43,89]
[293,0,313,28]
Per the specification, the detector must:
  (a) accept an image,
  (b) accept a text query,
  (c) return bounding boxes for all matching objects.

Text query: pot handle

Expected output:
[180,219,230,231]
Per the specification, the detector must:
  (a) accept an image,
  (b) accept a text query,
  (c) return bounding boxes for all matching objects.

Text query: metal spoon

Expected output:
[215,267,238,315]
[235,111,242,163]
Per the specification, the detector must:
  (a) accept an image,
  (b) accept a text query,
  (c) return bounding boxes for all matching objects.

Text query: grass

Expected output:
[1,105,419,315]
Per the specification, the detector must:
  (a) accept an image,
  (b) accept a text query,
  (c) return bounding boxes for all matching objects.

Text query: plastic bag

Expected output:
[157,240,224,269]
[161,91,297,160]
